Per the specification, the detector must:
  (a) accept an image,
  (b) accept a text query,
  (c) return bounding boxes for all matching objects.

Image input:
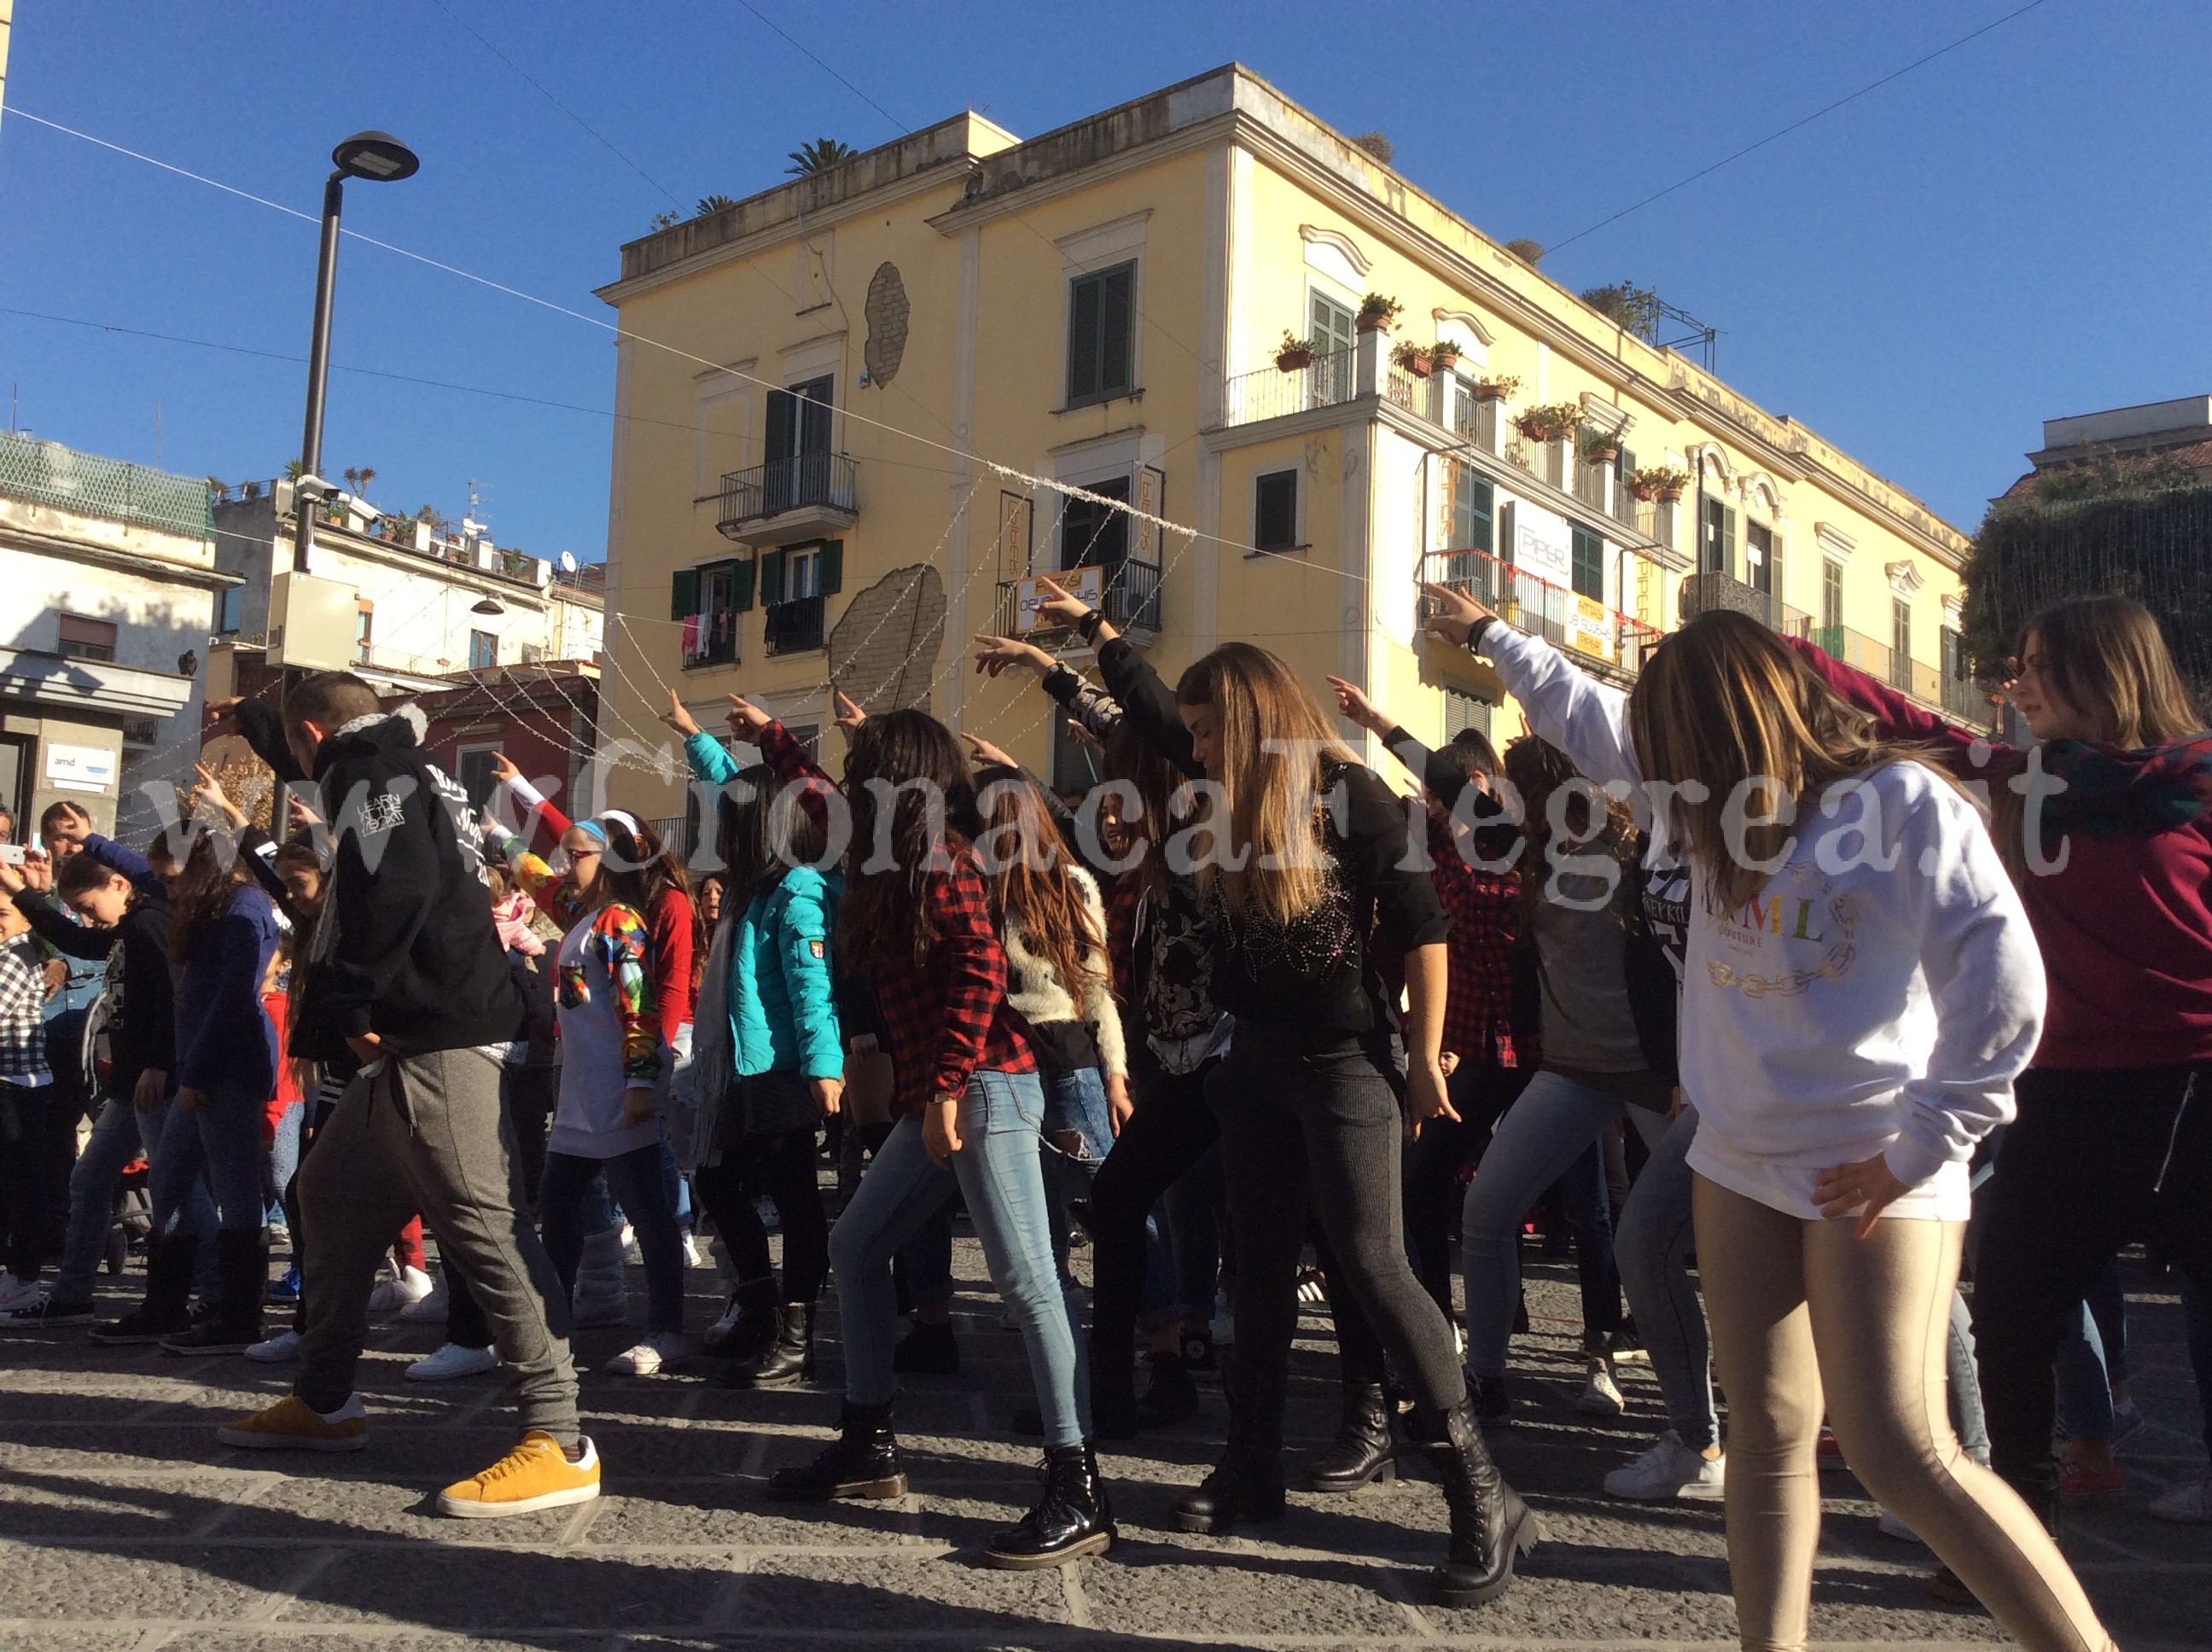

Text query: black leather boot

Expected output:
[982,1441,1118,1568]
[707,1277,782,1364]
[1308,1379,1396,1492]
[725,1302,813,1389]
[165,1230,267,1353]
[1136,1350,1199,1428]
[1168,1352,1286,1533]
[766,1399,907,1500]
[1426,1395,1539,1607]
[91,1232,199,1345]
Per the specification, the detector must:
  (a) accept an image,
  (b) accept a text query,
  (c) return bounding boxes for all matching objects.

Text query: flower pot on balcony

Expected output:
[1355,293,1402,334]
[1392,344,1434,379]
[1275,346,1315,372]
[1470,375,1519,403]
[1582,442,1621,467]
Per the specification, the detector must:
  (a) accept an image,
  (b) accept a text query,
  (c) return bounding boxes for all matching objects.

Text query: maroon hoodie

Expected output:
[1789,637,2212,1070]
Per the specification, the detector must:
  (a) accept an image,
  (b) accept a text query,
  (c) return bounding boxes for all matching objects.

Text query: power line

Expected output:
[731,0,911,137]
[428,0,685,211]
[1545,0,2052,255]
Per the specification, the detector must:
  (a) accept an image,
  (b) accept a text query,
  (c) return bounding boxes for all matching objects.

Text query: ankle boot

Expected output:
[766,1399,906,1501]
[91,1232,199,1344]
[1135,1349,1199,1427]
[726,1302,813,1389]
[982,1441,1118,1568]
[1168,1352,1286,1533]
[165,1231,268,1353]
[1308,1379,1396,1492]
[1425,1395,1539,1607]
[1089,1355,1142,1440]
[707,1278,781,1364]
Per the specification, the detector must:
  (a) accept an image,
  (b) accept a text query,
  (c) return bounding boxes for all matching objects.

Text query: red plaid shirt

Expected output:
[760,721,1035,1114]
[1428,816,1521,1067]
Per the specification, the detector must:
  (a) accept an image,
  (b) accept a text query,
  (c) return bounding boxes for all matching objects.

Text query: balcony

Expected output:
[715,453,859,546]
[1220,347,1355,428]
[763,594,826,656]
[681,607,738,670]
[1420,548,1661,678]
[1679,570,1815,638]
[993,558,1162,646]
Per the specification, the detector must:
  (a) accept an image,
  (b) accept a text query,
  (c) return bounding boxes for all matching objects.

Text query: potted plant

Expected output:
[1429,340,1467,374]
[1629,463,1692,503]
[1275,330,1318,372]
[1513,401,1582,444]
[1390,339,1435,378]
[1470,374,1520,403]
[1578,427,1623,467]
[1355,293,1403,334]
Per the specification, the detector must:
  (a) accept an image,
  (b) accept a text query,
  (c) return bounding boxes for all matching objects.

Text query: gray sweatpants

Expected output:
[294,1044,579,1445]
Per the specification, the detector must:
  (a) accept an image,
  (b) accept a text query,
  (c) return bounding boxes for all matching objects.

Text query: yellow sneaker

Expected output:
[217,1393,369,1452]
[437,1430,600,1518]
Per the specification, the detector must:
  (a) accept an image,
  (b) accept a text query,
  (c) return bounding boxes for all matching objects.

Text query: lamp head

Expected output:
[331,131,419,183]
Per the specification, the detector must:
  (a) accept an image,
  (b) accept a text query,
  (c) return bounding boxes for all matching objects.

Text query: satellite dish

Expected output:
[559,551,578,573]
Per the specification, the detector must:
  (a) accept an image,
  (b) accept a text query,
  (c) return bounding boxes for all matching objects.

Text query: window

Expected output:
[1050,714,1099,797]
[354,603,373,666]
[1570,526,1605,603]
[469,631,498,672]
[763,375,834,513]
[1444,689,1492,744]
[1253,469,1300,552]
[1452,376,1498,453]
[1451,468,1493,555]
[1820,560,1844,635]
[55,614,117,663]
[760,541,841,655]
[455,747,499,810]
[1575,442,1608,509]
[216,587,243,635]
[1891,596,1912,682]
[1611,448,1638,528]
[1941,625,1965,683]
[1060,476,1130,574]
[1067,261,1135,406]
[1701,495,1737,577]
[1746,521,1775,596]
[1308,291,1355,406]
[673,558,749,668]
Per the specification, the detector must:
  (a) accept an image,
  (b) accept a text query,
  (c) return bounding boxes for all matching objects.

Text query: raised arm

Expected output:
[481,812,584,930]
[1324,674,1481,811]
[1785,636,2005,776]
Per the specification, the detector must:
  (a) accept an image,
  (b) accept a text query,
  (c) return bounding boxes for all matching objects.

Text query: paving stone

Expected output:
[735,1551,1067,1632]
[1081,1550,1411,1638]
[0,1539,306,1620]
[278,1544,732,1628]
[584,1485,925,1548]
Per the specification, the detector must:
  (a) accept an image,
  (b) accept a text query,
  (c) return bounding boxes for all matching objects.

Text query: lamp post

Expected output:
[292,131,419,574]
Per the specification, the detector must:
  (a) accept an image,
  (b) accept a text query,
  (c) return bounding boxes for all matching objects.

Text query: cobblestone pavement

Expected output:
[1,1220,2203,1651]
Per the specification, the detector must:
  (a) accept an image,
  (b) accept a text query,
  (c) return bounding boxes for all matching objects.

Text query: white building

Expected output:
[0,432,235,838]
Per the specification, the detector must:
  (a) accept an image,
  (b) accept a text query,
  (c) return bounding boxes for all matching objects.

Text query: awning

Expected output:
[0,647,196,721]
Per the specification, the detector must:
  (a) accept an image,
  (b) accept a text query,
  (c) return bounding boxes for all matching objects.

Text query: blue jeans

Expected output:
[541,1142,685,1335]
[1614,1102,1719,1451]
[1461,1069,1666,1378]
[1041,1065,1113,1274]
[150,1087,266,1235]
[2054,1259,2128,1440]
[56,1096,214,1301]
[831,1070,1088,1447]
[265,1101,302,1227]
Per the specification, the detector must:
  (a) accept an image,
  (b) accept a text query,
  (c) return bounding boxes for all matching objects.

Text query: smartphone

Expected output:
[0,844,23,866]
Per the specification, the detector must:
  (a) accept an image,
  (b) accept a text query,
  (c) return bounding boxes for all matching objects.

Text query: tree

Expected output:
[1505,238,1545,265]
[283,459,304,480]
[418,503,448,532]
[649,210,681,232]
[1352,131,1394,164]
[696,194,739,217]
[785,138,854,177]
[1580,283,1662,342]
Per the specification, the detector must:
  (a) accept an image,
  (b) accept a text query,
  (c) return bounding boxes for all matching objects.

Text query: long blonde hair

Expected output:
[1174,643,1359,923]
[1627,611,1949,909]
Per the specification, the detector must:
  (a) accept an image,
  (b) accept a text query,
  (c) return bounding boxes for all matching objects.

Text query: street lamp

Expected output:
[292,131,419,574]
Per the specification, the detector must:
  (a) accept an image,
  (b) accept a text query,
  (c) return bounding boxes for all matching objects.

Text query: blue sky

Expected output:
[2,0,2204,561]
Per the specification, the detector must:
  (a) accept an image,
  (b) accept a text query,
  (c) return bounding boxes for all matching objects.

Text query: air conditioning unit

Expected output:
[266,571,358,672]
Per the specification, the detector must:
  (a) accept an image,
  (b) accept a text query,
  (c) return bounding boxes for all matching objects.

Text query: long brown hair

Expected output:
[973,765,1105,1002]
[2016,595,2200,747]
[1628,610,1949,910]
[1174,643,1359,923]
[167,832,255,963]
[625,814,699,957]
[1102,719,1185,899]
[1502,735,1633,927]
[838,709,976,977]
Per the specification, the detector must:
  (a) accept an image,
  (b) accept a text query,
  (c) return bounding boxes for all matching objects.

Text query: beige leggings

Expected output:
[1693,1174,2115,1652]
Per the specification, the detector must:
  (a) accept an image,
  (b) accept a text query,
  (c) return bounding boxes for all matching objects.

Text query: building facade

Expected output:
[596,65,1976,823]
[0,432,235,837]
[2003,394,2212,497]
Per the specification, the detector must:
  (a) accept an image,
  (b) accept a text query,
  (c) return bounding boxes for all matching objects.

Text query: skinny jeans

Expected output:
[542,1141,686,1336]
[55,1093,217,1302]
[691,1121,830,1306]
[1614,1102,1720,1451]
[1086,1056,1220,1373]
[1695,1173,2111,1652]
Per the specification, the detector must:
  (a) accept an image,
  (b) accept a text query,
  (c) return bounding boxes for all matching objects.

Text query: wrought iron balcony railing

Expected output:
[1420,547,1662,676]
[716,453,858,539]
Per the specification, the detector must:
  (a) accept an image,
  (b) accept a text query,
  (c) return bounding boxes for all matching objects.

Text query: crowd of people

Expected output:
[0,578,2207,1650]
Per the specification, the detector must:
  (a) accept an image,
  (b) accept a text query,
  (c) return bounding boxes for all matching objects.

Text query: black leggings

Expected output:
[1210,1039,1464,1411]
[1975,1062,2210,1503]
[691,1125,830,1305]
[1401,1062,1532,1319]
[1086,1057,1220,1373]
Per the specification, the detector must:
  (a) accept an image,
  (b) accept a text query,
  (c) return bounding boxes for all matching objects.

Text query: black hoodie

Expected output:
[291,707,525,1061]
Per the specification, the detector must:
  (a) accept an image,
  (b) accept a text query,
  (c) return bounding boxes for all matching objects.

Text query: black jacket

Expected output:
[20,889,175,1097]
[291,707,525,1061]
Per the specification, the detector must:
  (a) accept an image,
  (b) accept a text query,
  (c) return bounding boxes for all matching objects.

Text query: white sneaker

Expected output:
[620,1223,641,1265]
[366,1264,434,1317]
[245,1329,300,1364]
[681,1232,703,1270]
[2149,1470,2212,1523]
[1604,1430,1726,1502]
[399,1277,450,1323]
[603,1332,694,1376]
[1877,1509,1925,1544]
[408,1341,499,1382]
[705,1296,741,1341]
[0,1274,44,1314]
[1577,1363,1627,1416]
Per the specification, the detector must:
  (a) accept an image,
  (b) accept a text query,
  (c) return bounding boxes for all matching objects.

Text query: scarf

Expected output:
[2036,732,2212,845]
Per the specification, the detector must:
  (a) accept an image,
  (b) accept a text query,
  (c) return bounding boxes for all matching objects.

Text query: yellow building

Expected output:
[595,65,1973,829]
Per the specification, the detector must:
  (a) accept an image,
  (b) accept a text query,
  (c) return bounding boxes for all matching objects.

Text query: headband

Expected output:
[571,810,644,848]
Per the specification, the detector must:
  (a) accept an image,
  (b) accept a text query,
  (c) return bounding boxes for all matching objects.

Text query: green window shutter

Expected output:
[1068,274,1101,403]
[731,557,754,613]
[671,567,699,620]
[1100,264,1134,397]
[818,539,843,595]
[758,548,786,605]
[1722,505,1738,578]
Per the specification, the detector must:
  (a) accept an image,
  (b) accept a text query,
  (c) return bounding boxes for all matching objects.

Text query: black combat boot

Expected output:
[1168,1352,1286,1533]
[982,1441,1118,1568]
[1136,1349,1199,1427]
[765,1399,907,1501]
[1426,1395,1540,1607]
[707,1277,782,1364]
[725,1301,813,1389]
[1307,1378,1396,1491]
